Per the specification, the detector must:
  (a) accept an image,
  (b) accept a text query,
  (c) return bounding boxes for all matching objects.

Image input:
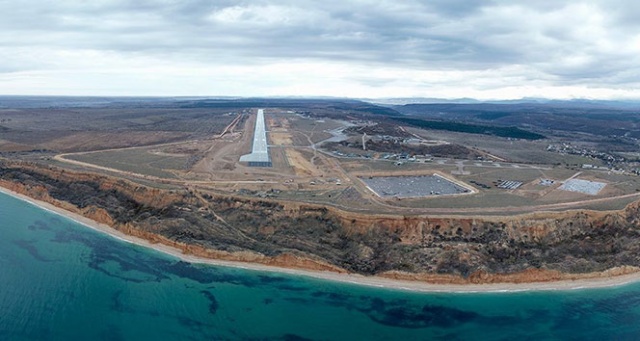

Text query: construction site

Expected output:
[40,107,640,216]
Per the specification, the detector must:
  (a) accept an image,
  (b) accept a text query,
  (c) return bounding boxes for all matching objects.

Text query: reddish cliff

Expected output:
[3,160,640,285]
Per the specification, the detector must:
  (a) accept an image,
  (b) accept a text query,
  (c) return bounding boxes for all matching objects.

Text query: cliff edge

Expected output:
[3,160,640,285]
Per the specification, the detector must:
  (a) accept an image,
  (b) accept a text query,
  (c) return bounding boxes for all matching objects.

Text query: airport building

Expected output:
[240,108,272,167]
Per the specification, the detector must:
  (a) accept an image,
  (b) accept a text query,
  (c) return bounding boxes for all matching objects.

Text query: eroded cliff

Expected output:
[2,160,640,284]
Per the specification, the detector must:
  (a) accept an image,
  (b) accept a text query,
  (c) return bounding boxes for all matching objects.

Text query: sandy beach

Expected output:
[2,185,640,293]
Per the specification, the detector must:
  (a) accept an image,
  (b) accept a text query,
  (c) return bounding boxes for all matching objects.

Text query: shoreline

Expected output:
[2,185,640,293]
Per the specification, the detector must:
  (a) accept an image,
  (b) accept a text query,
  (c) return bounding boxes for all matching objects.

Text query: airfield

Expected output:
[42,108,640,216]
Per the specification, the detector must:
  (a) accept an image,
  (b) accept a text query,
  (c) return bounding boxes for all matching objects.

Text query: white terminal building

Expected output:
[240,108,272,167]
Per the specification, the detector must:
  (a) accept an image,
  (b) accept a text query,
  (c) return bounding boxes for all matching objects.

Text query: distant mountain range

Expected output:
[2,95,639,111]
[363,97,640,108]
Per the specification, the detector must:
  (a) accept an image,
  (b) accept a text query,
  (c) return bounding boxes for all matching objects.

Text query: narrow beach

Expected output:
[2,185,640,293]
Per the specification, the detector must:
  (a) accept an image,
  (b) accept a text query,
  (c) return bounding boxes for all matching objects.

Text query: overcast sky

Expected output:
[1,0,639,99]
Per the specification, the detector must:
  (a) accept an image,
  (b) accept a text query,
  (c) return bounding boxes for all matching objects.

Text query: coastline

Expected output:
[2,185,640,293]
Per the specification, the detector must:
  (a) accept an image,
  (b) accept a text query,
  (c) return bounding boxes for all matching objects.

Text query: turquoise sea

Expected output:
[2,191,640,340]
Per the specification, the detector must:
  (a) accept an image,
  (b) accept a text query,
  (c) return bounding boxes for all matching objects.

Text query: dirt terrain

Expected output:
[4,97,640,284]
[6,105,636,216]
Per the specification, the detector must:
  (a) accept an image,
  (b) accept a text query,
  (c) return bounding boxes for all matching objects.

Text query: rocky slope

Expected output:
[2,160,640,284]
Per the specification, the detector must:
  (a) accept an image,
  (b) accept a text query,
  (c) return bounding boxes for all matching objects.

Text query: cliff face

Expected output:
[3,160,640,284]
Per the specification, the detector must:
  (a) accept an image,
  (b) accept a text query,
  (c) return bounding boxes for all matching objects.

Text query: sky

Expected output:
[0,0,639,100]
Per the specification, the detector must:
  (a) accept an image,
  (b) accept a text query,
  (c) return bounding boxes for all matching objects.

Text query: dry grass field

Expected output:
[405,126,603,166]
[64,148,188,179]
[5,100,640,216]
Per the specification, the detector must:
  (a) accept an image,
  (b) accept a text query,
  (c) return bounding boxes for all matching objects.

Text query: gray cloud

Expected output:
[0,0,639,97]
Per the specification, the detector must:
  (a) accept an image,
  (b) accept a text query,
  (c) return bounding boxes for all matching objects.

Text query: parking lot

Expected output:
[559,179,606,195]
[361,174,470,198]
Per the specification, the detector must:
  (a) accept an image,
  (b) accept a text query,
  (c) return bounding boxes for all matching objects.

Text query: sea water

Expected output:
[1,191,640,340]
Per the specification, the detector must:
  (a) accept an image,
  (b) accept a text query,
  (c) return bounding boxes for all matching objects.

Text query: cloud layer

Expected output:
[0,0,639,99]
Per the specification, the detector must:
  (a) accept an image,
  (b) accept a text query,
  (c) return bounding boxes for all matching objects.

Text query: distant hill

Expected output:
[364,97,640,107]
[0,95,402,118]
[391,102,640,137]
[393,116,546,140]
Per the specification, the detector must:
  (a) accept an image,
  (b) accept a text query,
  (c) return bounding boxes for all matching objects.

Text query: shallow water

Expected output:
[1,191,640,340]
